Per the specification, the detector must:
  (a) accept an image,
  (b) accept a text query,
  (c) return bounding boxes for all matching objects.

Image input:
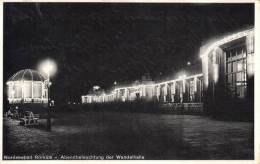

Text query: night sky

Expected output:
[4,3,254,103]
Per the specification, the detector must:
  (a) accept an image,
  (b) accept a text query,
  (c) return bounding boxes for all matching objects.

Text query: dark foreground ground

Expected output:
[3,110,254,160]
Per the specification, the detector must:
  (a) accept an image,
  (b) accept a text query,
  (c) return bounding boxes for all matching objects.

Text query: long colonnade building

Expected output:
[82,27,254,113]
[82,73,203,104]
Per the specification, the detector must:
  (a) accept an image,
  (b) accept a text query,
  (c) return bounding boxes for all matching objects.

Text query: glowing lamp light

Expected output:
[179,74,187,80]
[93,86,100,90]
[38,59,57,79]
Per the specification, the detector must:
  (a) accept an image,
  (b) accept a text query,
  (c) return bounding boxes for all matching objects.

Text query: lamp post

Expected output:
[46,77,51,131]
[38,59,57,131]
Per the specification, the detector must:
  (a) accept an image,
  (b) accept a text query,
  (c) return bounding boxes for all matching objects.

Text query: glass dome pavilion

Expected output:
[6,69,48,104]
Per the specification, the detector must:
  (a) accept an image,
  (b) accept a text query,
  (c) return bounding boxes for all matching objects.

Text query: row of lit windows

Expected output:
[8,82,46,99]
[225,44,247,99]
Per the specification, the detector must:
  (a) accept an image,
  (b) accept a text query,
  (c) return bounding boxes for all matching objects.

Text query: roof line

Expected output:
[9,70,21,81]
[29,69,34,81]
[21,69,28,81]
[7,69,46,82]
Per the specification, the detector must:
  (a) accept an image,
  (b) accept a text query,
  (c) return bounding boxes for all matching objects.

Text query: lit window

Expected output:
[225,43,247,99]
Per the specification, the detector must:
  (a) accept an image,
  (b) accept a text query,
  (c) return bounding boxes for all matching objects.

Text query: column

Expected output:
[139,86,142,98]
[156,85,160,100]
[116,90,119,100]
[183,79,190,103]
[167,83,172,102]
[182,79,186,93]
[193,77,197,102]
[11,82,14,100]
[179,81,183,103]
[31,81,34,102]
[171,82,175,102]
[202,55,209,89]
[22,81,24,100]
[142,86,146,98]
[124,88,128,101]
[194,77,197,92]
[164,84,168,102]
[159,85,163,102]
[42,82,45,102]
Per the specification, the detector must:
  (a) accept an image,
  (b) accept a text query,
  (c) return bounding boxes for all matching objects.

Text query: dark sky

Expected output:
[4,3,254,103]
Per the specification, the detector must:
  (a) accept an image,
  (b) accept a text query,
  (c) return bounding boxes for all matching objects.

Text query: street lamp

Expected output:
[38,59,57,81]
[178,74,186,80]
[38,59,57,131]
[93,85,100,91]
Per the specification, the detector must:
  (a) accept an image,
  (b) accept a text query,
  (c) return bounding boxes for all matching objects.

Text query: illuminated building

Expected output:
[6,69,48,104]
[82,27,254,116]
[82,73,203,104]
[200,27,254,113]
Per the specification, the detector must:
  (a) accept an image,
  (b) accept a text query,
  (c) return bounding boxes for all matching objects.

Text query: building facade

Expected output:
[82,73,204,104]
[82,28,254,117]
[6,69,48,104]
[200,28,254,114]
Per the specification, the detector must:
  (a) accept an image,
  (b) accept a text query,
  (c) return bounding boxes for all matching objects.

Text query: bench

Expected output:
[12,110,20,119]
[20,111,40,126]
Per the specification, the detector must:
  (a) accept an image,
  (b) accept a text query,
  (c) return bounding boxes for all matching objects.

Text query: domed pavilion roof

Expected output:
[7,69,46,82]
